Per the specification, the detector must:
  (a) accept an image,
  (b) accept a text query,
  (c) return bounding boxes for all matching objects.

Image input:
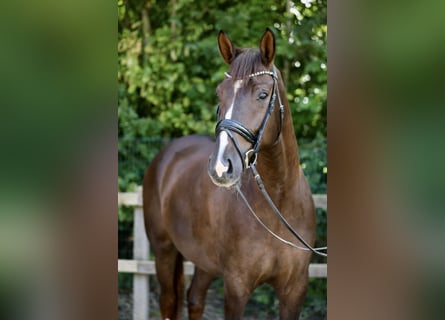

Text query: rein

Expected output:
[236,169,328,257]
[216,67,328,257]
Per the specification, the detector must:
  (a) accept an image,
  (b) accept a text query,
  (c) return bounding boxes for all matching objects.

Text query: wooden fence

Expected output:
[118,187,327,320]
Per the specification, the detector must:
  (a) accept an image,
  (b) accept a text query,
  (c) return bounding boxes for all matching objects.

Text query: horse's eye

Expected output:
[258,91,268,100]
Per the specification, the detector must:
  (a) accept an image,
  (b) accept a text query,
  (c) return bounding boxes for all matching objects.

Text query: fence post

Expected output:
[133,186,149,320]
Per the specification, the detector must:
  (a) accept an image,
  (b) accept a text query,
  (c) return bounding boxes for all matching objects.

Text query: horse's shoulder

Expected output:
[149,135,214,181]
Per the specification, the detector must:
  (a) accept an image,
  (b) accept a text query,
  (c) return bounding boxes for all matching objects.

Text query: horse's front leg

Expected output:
[187,267,216,320]
[223,275,253,320]
[275,272,309,320]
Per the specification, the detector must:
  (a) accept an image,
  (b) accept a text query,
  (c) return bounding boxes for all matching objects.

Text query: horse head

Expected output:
[208,28,283,188]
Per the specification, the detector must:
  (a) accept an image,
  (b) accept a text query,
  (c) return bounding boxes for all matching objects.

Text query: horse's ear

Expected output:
[218,30,236,65]
[259,28,275,66]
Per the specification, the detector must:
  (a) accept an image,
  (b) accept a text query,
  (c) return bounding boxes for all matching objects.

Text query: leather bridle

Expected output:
[215,66,284,169]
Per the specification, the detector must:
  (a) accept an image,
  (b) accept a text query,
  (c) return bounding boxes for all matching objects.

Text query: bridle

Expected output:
[215,67,284,169]
[214,66,328,257]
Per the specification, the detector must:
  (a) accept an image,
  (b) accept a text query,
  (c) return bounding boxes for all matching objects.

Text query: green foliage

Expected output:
[118,137,170,191]
[118,0,327,144]
[300,134,327,194]
[118,273,133,292]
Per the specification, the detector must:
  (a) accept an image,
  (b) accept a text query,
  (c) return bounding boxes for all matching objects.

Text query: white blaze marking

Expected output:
[215,132,229,177]
[214,80,243,177]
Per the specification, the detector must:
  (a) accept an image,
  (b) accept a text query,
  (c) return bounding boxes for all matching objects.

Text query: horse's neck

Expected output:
[256,100,300,193]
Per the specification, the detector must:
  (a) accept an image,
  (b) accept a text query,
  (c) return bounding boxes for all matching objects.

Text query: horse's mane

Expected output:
[230,48,264,79]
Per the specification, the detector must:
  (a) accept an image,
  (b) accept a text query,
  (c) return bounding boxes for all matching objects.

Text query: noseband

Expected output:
[215,66,284,169]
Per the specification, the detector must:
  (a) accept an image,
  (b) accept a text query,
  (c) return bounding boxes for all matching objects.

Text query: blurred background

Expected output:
[118,0,327,319]
[4,0,443,319]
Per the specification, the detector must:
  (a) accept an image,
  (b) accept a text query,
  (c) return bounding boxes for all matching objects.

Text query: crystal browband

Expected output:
[224,70,275,79]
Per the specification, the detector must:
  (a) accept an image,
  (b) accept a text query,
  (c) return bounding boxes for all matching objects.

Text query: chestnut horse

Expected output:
[143,28,315,319]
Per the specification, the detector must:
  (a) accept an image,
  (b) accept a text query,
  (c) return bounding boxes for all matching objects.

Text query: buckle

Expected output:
[245,149,258,168]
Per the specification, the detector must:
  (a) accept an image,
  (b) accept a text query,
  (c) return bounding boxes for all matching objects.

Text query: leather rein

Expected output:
[215,67,327,257]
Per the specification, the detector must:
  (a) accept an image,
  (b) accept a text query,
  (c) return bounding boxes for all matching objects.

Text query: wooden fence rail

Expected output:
[118,187,327,320]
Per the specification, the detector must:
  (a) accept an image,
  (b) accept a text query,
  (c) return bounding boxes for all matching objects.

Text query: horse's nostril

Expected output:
[227,159,233,174]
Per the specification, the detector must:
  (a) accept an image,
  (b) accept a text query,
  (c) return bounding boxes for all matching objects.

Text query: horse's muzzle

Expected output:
[207,156,240,188]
